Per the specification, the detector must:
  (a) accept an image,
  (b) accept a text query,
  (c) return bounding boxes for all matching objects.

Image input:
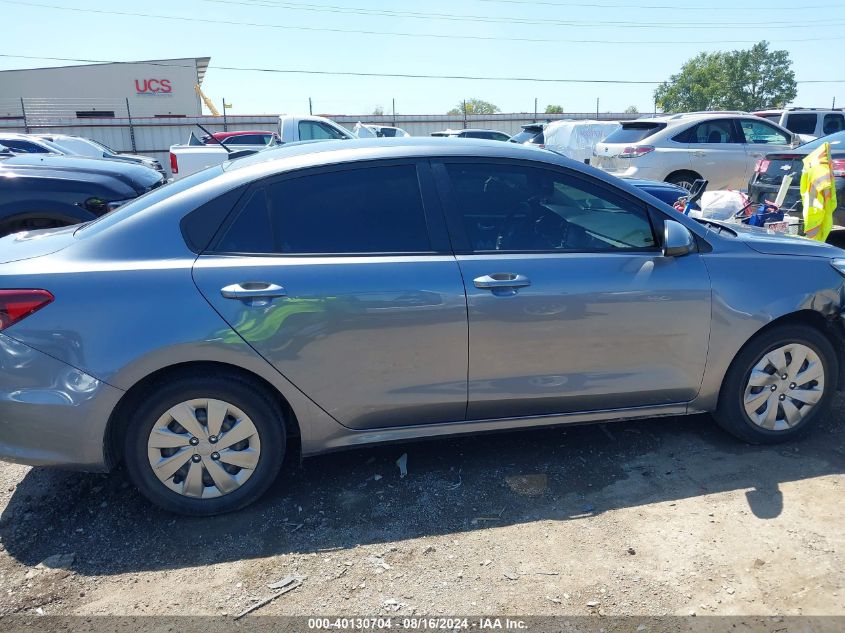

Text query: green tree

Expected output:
[372,106,385,116]
[447,99,501,115]
[624,105,639,114]
[545,104,564,114]
[654,41,797,112]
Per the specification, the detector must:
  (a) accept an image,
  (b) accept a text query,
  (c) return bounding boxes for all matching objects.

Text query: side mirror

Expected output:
[663,220,695,257]
[790,133,802,148]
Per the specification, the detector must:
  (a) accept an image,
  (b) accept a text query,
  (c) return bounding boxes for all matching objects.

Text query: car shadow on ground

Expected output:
[1,400,843,577]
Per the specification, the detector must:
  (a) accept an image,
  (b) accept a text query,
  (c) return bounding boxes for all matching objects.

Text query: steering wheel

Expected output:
[496,200,569,250]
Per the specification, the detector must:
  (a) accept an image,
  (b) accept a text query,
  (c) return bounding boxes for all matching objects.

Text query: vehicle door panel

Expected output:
[192,162,469,430]
[434,159,712,420]
[687,119,748,189]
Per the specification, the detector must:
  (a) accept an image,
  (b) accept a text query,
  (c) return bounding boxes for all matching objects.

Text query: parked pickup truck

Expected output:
[169,114,355,179]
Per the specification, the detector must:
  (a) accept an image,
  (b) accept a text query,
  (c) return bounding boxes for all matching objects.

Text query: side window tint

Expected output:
[217,166,431,254]
[444,163,656,252]
[268,166,430,254]
[823,114,845,135]
[688,120,736,144]
[217,189,274,253]
[784,113,817,135]
[739,119,790,145]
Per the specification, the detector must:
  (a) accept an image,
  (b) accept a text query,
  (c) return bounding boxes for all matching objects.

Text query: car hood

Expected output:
[2,154,163,195]
[705,220,843,257]
[0,225,77,264]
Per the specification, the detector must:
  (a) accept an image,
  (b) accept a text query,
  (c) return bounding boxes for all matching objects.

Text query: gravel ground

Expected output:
[0,400,842,620]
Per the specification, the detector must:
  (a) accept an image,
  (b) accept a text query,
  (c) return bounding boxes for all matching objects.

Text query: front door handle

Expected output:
[220,282,287,300]
[693,151,706,157]
[473,273,531,290]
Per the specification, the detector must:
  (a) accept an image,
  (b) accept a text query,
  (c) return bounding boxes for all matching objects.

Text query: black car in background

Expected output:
[509,123,546,147]
[0,148,166,237]
[748,130,845,224]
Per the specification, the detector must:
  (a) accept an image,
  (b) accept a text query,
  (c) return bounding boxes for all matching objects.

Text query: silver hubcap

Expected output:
[147,399,261,499]
[743,343,825,431]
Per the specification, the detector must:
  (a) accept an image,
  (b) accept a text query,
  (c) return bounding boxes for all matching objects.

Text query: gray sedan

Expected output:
[1,138,844,515]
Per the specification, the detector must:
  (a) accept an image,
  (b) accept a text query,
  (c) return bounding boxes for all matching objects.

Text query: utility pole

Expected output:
[392,98,396,127]
[222,98,228,131]
[534,97,538,122]
[309,97,313,115]
[596,97,600,119]
[126,98,137,153]
[463,99,468,129]
[834,96,837,109]
[19,97,29,133]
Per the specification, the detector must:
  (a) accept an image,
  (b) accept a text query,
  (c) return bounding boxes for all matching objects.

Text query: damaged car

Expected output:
[1,138,845,516]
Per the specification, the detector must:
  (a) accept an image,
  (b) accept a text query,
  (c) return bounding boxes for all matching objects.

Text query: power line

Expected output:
[4,0,845,45]
[2,54,844,84]
[200,0,845,29]
[474,0,844,10]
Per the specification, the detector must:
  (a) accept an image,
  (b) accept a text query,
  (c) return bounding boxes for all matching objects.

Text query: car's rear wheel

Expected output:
[665,171,702,191]
[714,325,837,444]
[123,374,285,515]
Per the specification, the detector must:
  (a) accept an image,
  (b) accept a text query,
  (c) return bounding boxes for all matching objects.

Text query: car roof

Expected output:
[218,137,642,199]
[211,130,275,138]
[0,133,38,140]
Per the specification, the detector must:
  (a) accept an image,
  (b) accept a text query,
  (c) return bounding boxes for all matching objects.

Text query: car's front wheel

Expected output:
[123,374,285,515]
[714,325,837,444]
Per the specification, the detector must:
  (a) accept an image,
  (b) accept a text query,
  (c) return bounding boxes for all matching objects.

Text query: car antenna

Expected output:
[194,123,234,154]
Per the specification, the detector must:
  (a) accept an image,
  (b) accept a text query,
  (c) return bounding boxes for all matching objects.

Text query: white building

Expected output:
[0,57,210,119]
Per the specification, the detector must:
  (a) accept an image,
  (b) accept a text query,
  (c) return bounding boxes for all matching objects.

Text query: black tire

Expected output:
[714,325,838,444]
[665,171,702,191]
[123,373,285,516]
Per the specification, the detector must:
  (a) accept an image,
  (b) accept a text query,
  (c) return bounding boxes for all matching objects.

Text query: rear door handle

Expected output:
[220,282,287,300]
[473,273,531,289]
[693,151,706,157]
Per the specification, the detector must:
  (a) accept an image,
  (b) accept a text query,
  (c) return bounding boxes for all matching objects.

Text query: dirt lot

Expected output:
[0,397,842,621]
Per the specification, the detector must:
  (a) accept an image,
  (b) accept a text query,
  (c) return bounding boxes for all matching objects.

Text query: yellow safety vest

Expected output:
[801,142,838,241]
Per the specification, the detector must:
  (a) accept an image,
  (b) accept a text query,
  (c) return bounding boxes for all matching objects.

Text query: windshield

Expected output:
[510,129,543,144]
[75,166,223,237]
[798,130,845,151]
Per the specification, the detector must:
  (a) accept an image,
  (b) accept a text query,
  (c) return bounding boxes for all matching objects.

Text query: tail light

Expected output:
[169,151,178,175]
[754,159,771,174]
[618,145,654,159]
[0,290,54,331]
[832,159,845,178]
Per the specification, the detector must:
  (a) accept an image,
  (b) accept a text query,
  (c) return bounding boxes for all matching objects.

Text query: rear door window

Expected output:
[783,113,818,135]
[603,123,666,144]
[685,120,740,144]
[216,165,432,254]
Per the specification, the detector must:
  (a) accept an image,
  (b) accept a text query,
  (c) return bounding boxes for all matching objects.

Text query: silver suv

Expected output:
[593,113,799,190]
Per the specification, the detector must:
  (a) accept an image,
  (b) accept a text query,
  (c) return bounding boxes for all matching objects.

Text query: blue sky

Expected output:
[1,0,844,115]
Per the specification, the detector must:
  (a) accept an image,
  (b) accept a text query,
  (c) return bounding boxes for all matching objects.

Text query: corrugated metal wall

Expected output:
[0,112,637,176]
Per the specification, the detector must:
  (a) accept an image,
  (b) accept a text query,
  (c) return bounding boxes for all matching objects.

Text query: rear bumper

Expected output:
[0,333,123,471]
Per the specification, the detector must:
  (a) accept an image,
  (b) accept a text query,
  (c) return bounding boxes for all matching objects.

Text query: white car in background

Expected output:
[169,114,355,180]
[354,123,410,138]
[592,113,800,190]
[0,133,65,155]
[37,133,165,176]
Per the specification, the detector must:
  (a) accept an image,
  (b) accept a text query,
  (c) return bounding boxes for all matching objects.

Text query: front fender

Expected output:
[690,251,845,411]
